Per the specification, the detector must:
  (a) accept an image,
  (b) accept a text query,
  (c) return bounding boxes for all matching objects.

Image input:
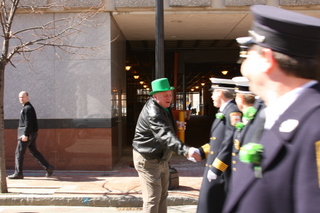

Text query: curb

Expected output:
[0,195,198,207]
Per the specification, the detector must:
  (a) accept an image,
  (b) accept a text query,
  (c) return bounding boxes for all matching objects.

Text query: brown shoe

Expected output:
[8,174,24,179]
[46,166,54,177]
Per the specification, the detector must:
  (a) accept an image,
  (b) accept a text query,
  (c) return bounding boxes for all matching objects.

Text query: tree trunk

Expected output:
[0,61,8,193]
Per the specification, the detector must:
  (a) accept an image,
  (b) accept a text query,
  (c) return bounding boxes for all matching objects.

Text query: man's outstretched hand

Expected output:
[186,147,202,162]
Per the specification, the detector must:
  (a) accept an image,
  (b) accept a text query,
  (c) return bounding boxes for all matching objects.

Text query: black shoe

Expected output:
[8,174,24,179]
[46,166,54,177]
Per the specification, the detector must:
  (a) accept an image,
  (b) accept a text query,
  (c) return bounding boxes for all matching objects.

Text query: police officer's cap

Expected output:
[232,77,253,94]
[209,78,235,91]
[238,5,320,58]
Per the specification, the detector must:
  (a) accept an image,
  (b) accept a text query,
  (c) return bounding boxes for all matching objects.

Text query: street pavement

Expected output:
[3,147,205,210]
[0,205,198,213]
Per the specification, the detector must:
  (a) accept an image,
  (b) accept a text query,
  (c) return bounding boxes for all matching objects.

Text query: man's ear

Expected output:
[261,48,277,74]
[217,90,223,98]
[153,94,157,100]
[239,93,245,102]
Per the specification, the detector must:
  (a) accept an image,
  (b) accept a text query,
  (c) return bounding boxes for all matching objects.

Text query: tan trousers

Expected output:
[133,150,169,213]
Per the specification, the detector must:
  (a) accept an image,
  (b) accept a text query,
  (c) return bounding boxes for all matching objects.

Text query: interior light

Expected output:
[125,65,131,71]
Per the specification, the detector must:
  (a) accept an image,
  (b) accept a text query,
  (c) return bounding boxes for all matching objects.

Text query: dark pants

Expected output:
[14,132,50,175]
[197,167,227,213]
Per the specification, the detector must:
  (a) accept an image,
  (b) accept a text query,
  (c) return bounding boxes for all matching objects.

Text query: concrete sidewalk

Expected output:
[3,148,205,207]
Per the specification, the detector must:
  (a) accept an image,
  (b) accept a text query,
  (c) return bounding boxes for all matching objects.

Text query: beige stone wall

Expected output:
[225,0,266,6]
[19,0,104,8]
[14,0,320,10]
[4,12,117,120]
[280,0,320,5]
[114,0,320,8]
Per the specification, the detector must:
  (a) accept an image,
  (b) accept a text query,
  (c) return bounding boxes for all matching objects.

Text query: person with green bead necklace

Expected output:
[232,76,257,150]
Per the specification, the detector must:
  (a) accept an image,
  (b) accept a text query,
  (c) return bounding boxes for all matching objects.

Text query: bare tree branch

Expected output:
[0,0,112,193]
[6,3,107,63]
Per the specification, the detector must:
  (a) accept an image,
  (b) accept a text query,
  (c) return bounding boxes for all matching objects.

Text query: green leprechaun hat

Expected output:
[149,78,175,95]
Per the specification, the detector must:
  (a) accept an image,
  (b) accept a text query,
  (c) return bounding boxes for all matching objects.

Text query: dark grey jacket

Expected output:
[132,98,189,161]
[19,102,38,137]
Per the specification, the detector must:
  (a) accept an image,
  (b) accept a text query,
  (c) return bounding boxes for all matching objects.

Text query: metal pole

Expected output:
[173,52,178,109]
[155,0,165,79]
[182,73,186,110]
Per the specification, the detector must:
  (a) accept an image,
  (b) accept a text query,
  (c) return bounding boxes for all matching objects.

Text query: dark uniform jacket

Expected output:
[197,100,241,213]
[231,99,266,173]
[132,98,189,161]
[223,84,320,213]
[19,102,38,138]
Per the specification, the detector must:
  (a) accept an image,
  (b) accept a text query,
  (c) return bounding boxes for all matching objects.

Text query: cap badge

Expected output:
[249,30,265,43]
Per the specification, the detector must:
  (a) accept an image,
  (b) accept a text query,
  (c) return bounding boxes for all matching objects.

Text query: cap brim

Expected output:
[235,90,253,94]
[209,86,235,91]
[149,87,175,95]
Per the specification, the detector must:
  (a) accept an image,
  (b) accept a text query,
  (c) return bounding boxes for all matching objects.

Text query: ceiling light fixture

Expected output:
[221,70,228,75]
[125,65,131,71]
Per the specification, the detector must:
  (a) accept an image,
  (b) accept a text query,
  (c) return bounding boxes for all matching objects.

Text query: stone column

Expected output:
[266,0,280,6]
[211,0,224,8]
[104,0,115,10]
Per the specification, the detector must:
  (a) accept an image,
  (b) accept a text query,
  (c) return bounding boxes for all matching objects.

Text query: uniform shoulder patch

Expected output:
[229,112,242,126]
[316,141,320,188]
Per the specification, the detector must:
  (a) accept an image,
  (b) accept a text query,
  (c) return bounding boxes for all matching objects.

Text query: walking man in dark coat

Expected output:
[8,91,54,179]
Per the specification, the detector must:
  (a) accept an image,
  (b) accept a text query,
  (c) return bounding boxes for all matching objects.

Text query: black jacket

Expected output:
[19,102,38,137]
[197,100,241,213]
[132,98,189,161]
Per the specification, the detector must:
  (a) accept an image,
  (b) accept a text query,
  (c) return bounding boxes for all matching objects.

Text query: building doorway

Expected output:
[125,40,241,147]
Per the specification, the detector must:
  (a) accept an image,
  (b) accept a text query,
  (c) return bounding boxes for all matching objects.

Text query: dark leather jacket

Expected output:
[132,98,189,161]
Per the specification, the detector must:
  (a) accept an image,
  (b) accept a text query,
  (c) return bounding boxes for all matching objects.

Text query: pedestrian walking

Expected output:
[8,91,54,179]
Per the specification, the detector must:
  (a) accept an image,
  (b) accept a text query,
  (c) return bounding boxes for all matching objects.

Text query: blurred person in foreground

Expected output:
[132,78,201,213]
[197,78,241,213]
[223,5,320,213]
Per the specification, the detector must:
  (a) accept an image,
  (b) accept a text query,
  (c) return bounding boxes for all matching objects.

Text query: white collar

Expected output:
[264,80,317,129]
[219,99,233,112]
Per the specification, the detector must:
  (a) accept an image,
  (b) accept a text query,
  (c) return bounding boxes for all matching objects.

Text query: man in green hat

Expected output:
[132,78,201,213]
